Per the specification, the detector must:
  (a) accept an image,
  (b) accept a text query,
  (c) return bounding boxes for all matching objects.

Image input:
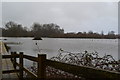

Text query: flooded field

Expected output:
[1,37,118,67]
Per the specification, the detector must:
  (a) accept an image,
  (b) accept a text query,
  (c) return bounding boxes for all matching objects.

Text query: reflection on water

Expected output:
[3,37,118,66]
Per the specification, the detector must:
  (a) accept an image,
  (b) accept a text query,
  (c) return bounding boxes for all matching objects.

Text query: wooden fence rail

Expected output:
[2,52,120,80]
[2,52,45,80]
[46,60,120,79]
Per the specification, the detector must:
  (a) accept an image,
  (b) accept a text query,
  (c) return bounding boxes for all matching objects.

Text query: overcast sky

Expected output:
[2,2,118,34]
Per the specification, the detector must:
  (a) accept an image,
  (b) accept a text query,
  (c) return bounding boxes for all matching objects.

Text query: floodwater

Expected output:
[2,37,119,66]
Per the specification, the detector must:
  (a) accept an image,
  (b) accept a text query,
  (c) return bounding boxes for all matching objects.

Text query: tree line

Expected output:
[1,21,120,39]
[1,21,64,37]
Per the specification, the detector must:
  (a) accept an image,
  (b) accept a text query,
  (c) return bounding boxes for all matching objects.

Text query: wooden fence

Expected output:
[2,52,120,80]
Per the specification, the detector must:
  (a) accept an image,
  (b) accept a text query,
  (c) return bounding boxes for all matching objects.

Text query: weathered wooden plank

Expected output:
[1,42,18,79]
[37,54,46,79]
[2,70,19,74]
[13,52,17,70]
[46,60,120,80]
[0,42,7,53]
[2,54,19,59]
[23,55,38,62]
[19,52,23,80]
[0,49,2,80]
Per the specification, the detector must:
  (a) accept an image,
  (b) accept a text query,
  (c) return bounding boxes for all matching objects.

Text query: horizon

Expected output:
[1,21,118,35]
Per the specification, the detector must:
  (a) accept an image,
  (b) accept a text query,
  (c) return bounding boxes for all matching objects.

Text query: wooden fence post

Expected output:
[37,54,46,79]
[13,52,17,70]
[19,52,23,79]
[0,49,2,80]
[11,52,14,62]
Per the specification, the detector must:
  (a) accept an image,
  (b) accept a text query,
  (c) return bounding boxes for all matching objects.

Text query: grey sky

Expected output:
[2,2,118,34]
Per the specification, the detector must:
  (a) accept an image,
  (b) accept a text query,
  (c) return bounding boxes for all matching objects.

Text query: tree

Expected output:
[31,23,64,37]
[108,31,115,35]
[88,30,93,34]
[3,21,28,37]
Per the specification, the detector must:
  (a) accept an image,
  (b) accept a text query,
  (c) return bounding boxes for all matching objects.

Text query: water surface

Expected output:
[3,37,118,66]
